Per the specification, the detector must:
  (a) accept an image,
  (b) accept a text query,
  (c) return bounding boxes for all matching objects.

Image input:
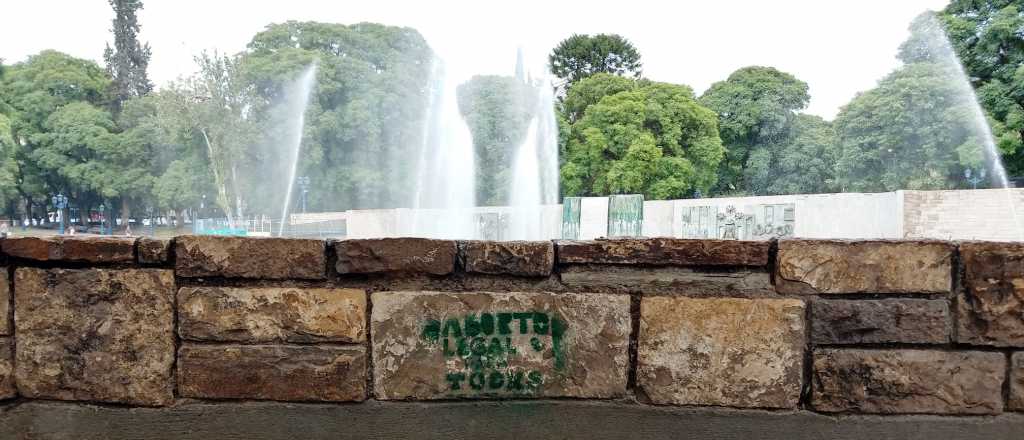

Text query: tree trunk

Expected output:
[176,209,185,231]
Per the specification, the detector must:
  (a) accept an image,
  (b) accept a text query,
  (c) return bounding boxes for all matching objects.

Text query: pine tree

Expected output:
[103,0,152,114]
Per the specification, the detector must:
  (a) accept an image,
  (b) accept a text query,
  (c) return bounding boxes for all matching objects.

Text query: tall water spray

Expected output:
[277,63,318,236]
[410,61,477,239]
[507,77,560,240]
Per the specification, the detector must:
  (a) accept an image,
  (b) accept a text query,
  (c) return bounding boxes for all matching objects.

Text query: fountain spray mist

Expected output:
[507,75,560,240]
[278,63,318,236]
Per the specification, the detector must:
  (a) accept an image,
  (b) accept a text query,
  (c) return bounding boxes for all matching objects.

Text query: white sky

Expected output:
[2,0,950,119]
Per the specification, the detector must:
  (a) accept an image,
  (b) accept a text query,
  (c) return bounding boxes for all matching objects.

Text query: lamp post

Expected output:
[297,176,311,213]
[965,167,987,190]
[51,193,68,235]
[99,203,106,235]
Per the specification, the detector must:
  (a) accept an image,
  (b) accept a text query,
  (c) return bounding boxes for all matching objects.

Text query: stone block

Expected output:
[812,349,1004,414]
[178,286,366,343]
[1,236,136,263]
[776,240,952,294]
[137,237,171,264]
[957,242,1024,346]
[557,238,769,267]
[0,269,8,335]
[560,265,773,296]
[461,241,553,277]
[1012,353,1024,411]
[0,338,13,400]
[810,299,949,345]
[371,291,630,400]
[336,238,456,275]
[175,235,326,279]
[14,268,175,406]
[178,344,366,402]
[638,297,805,408]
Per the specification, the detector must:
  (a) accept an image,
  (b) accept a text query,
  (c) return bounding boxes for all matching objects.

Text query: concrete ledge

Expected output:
[1,400,1022,440]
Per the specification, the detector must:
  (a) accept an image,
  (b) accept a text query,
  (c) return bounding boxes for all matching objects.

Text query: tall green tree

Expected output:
[549,34,642,87]
[938,2,1024,176]
[104,0,152,114]
[699,66,811,195]
[457,75,536,205]
[561,80,724,199]
[835,62,986,191]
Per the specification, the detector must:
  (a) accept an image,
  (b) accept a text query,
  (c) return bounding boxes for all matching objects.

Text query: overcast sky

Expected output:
[3,0,950,119]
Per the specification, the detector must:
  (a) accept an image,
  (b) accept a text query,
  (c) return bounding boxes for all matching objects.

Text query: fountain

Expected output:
[507,76,560,240]
[277,63,318,236]
[410,60,478,239]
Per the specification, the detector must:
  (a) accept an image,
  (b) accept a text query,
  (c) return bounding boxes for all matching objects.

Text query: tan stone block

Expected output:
[462,241,553,277]
[1011,352,1024,411]
[638,297,805,408]
[776,240,952,294]
[1,236,136,263]
[0,338,13,399]
[175,235,326,279]
[137,237,171,264]
[0,269,8,335]
[177,344,365,402]
[178,286,366,343]
[957,242,1024,346]
[371,291,630,400]
[812,349,1004,414]
[14,268,175,406]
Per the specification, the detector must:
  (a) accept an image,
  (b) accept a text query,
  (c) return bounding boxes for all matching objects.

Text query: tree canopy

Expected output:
[549,34,642,87]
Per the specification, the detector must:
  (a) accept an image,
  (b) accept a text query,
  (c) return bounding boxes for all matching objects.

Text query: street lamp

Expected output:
[51,193,68,235]
[99,203,106,235]
[297,176,311,213]
[965,167,987,190]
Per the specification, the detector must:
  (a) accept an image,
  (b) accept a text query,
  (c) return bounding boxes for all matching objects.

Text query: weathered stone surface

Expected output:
[14,268,175,406]
[957,242,1024,346]
[560,265,774,296]
[336,238,456,275]
[178,287,366,343]
[371,291,630,400]
[810,299,950,345]
[1012,352,1024,411]
[177,344,366,402]
[175,235,326,279]
[137,237,171,264]
[1,236,136,263]
[0,338,13,399]
[638,297,805,408]
[812,349,1005,414]
[462,241,553,277]
[0,269,8,335]
[776,240,952,294]
[557,238,769,267]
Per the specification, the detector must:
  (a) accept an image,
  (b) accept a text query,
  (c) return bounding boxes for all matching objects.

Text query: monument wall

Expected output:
[0,235,1022,439]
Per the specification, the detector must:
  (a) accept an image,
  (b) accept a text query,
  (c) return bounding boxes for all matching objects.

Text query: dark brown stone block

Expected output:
[177,344,366,402]
[812,349,1004,414]
[335,238,456,275]
[1011,352,1024,411]
[0,338,13,400]
[462,241,553,277]
[776,240,952,294]
[14,268,175,406]
[560,265,774,296]
[0,269,8,335]
[556,238,770,267]
[178,287,366,343]
[957,241,1024,347]
[137,237,171,264]
[1,236,136,263]
[810,299,950,345]
[175,235,326,279]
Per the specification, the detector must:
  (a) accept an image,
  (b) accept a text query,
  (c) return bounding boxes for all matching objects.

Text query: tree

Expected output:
[834,62,987,191]
[937,2,1024,175]
[549,34,642,87]
[104,0,152,114]
[748,114,837,195]
[561,72,638,123]
[457,75,536,205]
[561,81,724,199]
[699,66,811,194]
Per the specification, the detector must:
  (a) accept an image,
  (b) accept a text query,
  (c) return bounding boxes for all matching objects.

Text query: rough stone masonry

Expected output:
[0,235,1021,440]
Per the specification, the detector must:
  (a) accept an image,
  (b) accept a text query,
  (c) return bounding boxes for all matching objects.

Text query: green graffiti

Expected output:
[423,311,567,394]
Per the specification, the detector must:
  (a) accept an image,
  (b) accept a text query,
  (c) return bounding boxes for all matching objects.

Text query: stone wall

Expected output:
[0,235,1023,438]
